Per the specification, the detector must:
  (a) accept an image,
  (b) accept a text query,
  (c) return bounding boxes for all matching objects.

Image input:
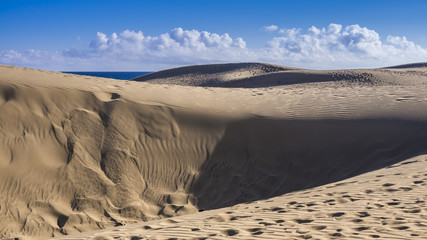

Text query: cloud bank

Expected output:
[1,24,426,70]
[265,24,427,67]
[79,28,247,64]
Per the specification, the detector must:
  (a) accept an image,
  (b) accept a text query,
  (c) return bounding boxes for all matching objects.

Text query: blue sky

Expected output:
[1,0,426,71]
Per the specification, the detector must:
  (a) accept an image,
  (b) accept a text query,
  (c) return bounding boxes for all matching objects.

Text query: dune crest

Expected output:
[132,62,296,87]
[384,62,427,69]
[1,63,427,239]
[133,62,427,87]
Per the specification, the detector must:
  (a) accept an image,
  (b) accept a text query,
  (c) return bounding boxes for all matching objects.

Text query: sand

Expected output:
[0,63,427,239]
[54,155,427,240]
[132,62,427,88]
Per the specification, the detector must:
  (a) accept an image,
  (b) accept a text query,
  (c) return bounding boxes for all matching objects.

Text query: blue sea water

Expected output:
[63,72,152,80]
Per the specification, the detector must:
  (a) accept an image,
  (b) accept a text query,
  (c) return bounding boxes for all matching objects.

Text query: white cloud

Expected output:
[1,24,427,70]
[263,25,279,32]
[86,28,245,54]
[61,28,249,68]
[265,23,427,68]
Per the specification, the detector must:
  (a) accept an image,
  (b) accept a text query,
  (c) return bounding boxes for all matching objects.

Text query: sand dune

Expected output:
[55,154,427,240]
[1,63,427,239]
[132,63,297,87]
[384,62,427,69]
[133,62,427,87]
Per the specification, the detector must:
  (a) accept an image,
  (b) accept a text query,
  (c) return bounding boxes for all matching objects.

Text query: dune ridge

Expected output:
[1,63,427,239]
[384,62,427,69]
[133,62,427,88]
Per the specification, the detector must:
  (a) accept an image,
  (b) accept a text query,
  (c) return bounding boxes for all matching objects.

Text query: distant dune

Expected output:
[133,62,427,88]
[132,62,297,87]
[1,63,427,239]
[384,62,427,69]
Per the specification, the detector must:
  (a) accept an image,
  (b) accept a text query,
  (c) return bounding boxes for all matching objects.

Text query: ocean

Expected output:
[63,72,152,80]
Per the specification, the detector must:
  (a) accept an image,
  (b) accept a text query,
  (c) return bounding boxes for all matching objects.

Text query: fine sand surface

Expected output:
[54,154,427,240]
[0,63,427,239]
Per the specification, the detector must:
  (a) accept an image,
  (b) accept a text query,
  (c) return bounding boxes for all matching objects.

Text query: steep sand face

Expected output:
[193,118,427,209]
[0,81,227,238]
[1,63,427,239]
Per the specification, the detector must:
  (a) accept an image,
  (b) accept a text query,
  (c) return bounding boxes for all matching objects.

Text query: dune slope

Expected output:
[132,62,297,87]
[1,63,427,239]
[55,154,427,240]
[133,62,427,87]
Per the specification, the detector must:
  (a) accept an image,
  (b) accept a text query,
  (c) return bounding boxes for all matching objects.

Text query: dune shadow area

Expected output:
[192,117,427,209]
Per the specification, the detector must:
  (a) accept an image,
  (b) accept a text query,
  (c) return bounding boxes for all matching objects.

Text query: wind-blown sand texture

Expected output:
[0,63,427,239]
